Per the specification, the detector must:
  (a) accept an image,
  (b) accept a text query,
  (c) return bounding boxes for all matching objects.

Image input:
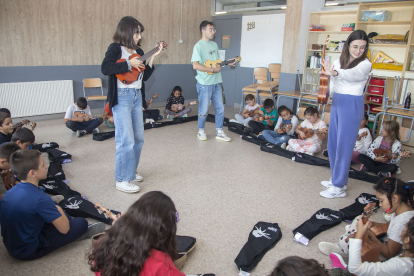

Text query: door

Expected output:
[213,17,241,107]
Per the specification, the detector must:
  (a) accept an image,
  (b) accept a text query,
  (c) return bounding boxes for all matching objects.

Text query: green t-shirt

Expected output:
[191,40,222,85]
[260,107,278,125]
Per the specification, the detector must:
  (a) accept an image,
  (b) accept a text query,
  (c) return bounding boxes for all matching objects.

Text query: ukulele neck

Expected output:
[138,46,160,62]
[219,58,236,66]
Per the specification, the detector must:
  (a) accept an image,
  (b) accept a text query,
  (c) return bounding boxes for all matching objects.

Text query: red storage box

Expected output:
[368,86,384,95]
[369,78,385,86]
[341,27,354,31]
[367,96,383,104]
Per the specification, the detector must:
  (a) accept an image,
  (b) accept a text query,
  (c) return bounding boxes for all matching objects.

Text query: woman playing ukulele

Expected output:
[101,16,163,193]
[319,30,372,199]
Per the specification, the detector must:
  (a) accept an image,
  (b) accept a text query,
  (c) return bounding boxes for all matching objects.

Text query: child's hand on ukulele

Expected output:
[243,113,249,119]
[375,156,387,163]
[391,153,398,159]
[129,56,145,70]
[299,130,306,139]
[276,129,284,134]
[355,215,372,240]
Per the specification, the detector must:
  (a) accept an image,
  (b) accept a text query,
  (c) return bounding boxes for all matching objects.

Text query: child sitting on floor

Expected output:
[0,112,13,145]
[1,149,104,260]
[89,191,186,276]
[0,143,21,201]
[287,106,327,155]
[164,86,192,119]
[230,94,260,126]
[247,98,277,134]
[262,105,299,147]
[358,120,403,177]
[11,128,35,150]
[271,256,330,276]
[143,94,163,123]
[64,97,104,138]
[319,178,414,263]
[102,102,115,128]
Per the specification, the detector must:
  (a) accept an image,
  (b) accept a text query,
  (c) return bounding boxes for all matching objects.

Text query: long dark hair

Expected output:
[271,256,330,276]
[402,217,414,255]
[88,191,178,276]
[374,178,414,211]
[340,30,369,69]
[113,16,145,49]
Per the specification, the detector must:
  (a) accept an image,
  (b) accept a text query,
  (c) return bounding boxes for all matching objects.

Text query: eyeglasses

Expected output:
[135,31,143,36]
[208,29,217,33]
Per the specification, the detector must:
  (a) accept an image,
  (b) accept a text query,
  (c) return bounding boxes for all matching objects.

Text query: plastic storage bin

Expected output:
[367,96,383,104]
[370,78,385,86]
[368,86,384,95]
[361,10,391,22]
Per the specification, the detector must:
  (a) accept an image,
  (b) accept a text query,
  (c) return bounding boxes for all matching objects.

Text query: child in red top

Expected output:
[89,191,185,276]
[103,103,114,128]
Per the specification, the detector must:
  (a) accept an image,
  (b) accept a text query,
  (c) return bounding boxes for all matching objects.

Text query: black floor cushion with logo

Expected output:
[339,193,379,222]
[31,142,59,152]
[292,208,343,244]
[39,177,81,198]
[293,152,331,168]
[348,168,381,184]
[46,148,72,164]
[260,142,296,159]
[235,221,282,272]
[59,196,121,225]
[93,131,115,141]
[47,162,66,181]
[206,114,229,126]
[227,122,246,135]
[242,134,266,146]
[173,115,198,124]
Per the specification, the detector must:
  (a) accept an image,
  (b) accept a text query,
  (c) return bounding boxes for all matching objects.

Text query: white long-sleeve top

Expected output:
[348,238,414,276]
[367,136,402,165]
[354,127,372,155]
[330,58,372,96]
[273,115,299,136]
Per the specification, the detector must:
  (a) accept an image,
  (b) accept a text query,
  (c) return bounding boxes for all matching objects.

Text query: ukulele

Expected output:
[204,56,242,74]
[280,123,293,133]
[298,127,328,140]
[171,101,197,110]
[73,111,90,121]
[116,41,168,84]
[254,115,275,121]
[146,93,159,108]
[1,170,16,190]
[244,110,255,118]
[318,35,331,105]
[95,203,117,220]
[357,131,368,140]
[373,149,412,160]
[13,119,30,130]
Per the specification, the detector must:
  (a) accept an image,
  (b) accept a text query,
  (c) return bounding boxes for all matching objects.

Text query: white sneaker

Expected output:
[116,181,140,193]
[229,119,238,123]
[216,131,231,142]
[396,166,401,175]
[318,242,347,257]
[321,178,347,190]
[181,114,188,117]
[197,130,207,141]
[135,173,143,182]
[280,143,287,149]
[286,145,295,152]
[244,122,250,127]
[320,186,346,198]
[92,128,99,134]
[305,152,314,156]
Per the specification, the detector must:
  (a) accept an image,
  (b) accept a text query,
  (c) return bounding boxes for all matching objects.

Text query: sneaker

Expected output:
[216,131,231,142]
[158,115,164,120]
[145,118,155,123]
[116,181,140,193]
[378,171,391,177]
[181,114,188,117]
[305,152,314,156]
[323,149,329,158]
[167,115,174,120]
[92,128,99,134]
[244,122,250,127]
[286,145,295,152]
[360,164,368,172]
[76,222,106,242]
[135,173,143,182]
[321,179,348,191]
[319,186,346,199]
[76,130,87,137]
[197,130,207,141]
[396,166,401,175]
[51,195,64,203]
[280,143,287,149]
[330,253,347,270]
[230,119,238,123]
[318,242,347,257]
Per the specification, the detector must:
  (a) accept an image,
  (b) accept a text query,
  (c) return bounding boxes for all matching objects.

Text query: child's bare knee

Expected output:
[199,114,206,117]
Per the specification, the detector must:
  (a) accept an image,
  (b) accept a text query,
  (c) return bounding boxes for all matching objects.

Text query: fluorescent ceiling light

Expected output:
[215,11,227,14]
[280,6,286,9]
[325,2,339,5]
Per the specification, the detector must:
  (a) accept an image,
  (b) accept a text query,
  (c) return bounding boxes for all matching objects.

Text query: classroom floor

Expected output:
[1,105,413,276]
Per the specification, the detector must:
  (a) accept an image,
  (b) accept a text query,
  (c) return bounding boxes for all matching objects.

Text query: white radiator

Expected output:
[0,80,74,118]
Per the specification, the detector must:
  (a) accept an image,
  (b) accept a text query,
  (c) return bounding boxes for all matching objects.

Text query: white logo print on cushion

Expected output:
[252,226,272,239]
[41,143,51,148]
[42,184,57,189]
[65,200,82,209]
[266,143,274,148]
[316,213,332,221]
[268,227,278,233]
[358,196,373,204]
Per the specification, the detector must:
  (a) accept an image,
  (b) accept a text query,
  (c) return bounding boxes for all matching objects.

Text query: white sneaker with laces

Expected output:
[116,181,140,193]
[321,177,347,190]
[197,130,207,141]
[318,242,347,257]
[396,166,401,174]
[286,145,295,152]
[320,186,346,198]
[280,143,287,149]
[92,128,99,134]
[135,173,143,182]
[229,119,238,123]
[216,131,231,142]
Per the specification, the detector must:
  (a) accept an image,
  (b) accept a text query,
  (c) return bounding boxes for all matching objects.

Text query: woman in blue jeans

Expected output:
[101,16,163,193]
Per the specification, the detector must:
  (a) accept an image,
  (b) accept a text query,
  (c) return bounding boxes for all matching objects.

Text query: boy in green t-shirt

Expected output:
[191,20,235,142]
[248,99,278,135]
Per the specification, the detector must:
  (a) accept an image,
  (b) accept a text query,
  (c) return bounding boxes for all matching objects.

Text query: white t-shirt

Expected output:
[299,119,327,145]
[245,103,260,111]
[353,127,372,155]
[64,104,92,120]
[384,210,414,244]
[117,46,143,89]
